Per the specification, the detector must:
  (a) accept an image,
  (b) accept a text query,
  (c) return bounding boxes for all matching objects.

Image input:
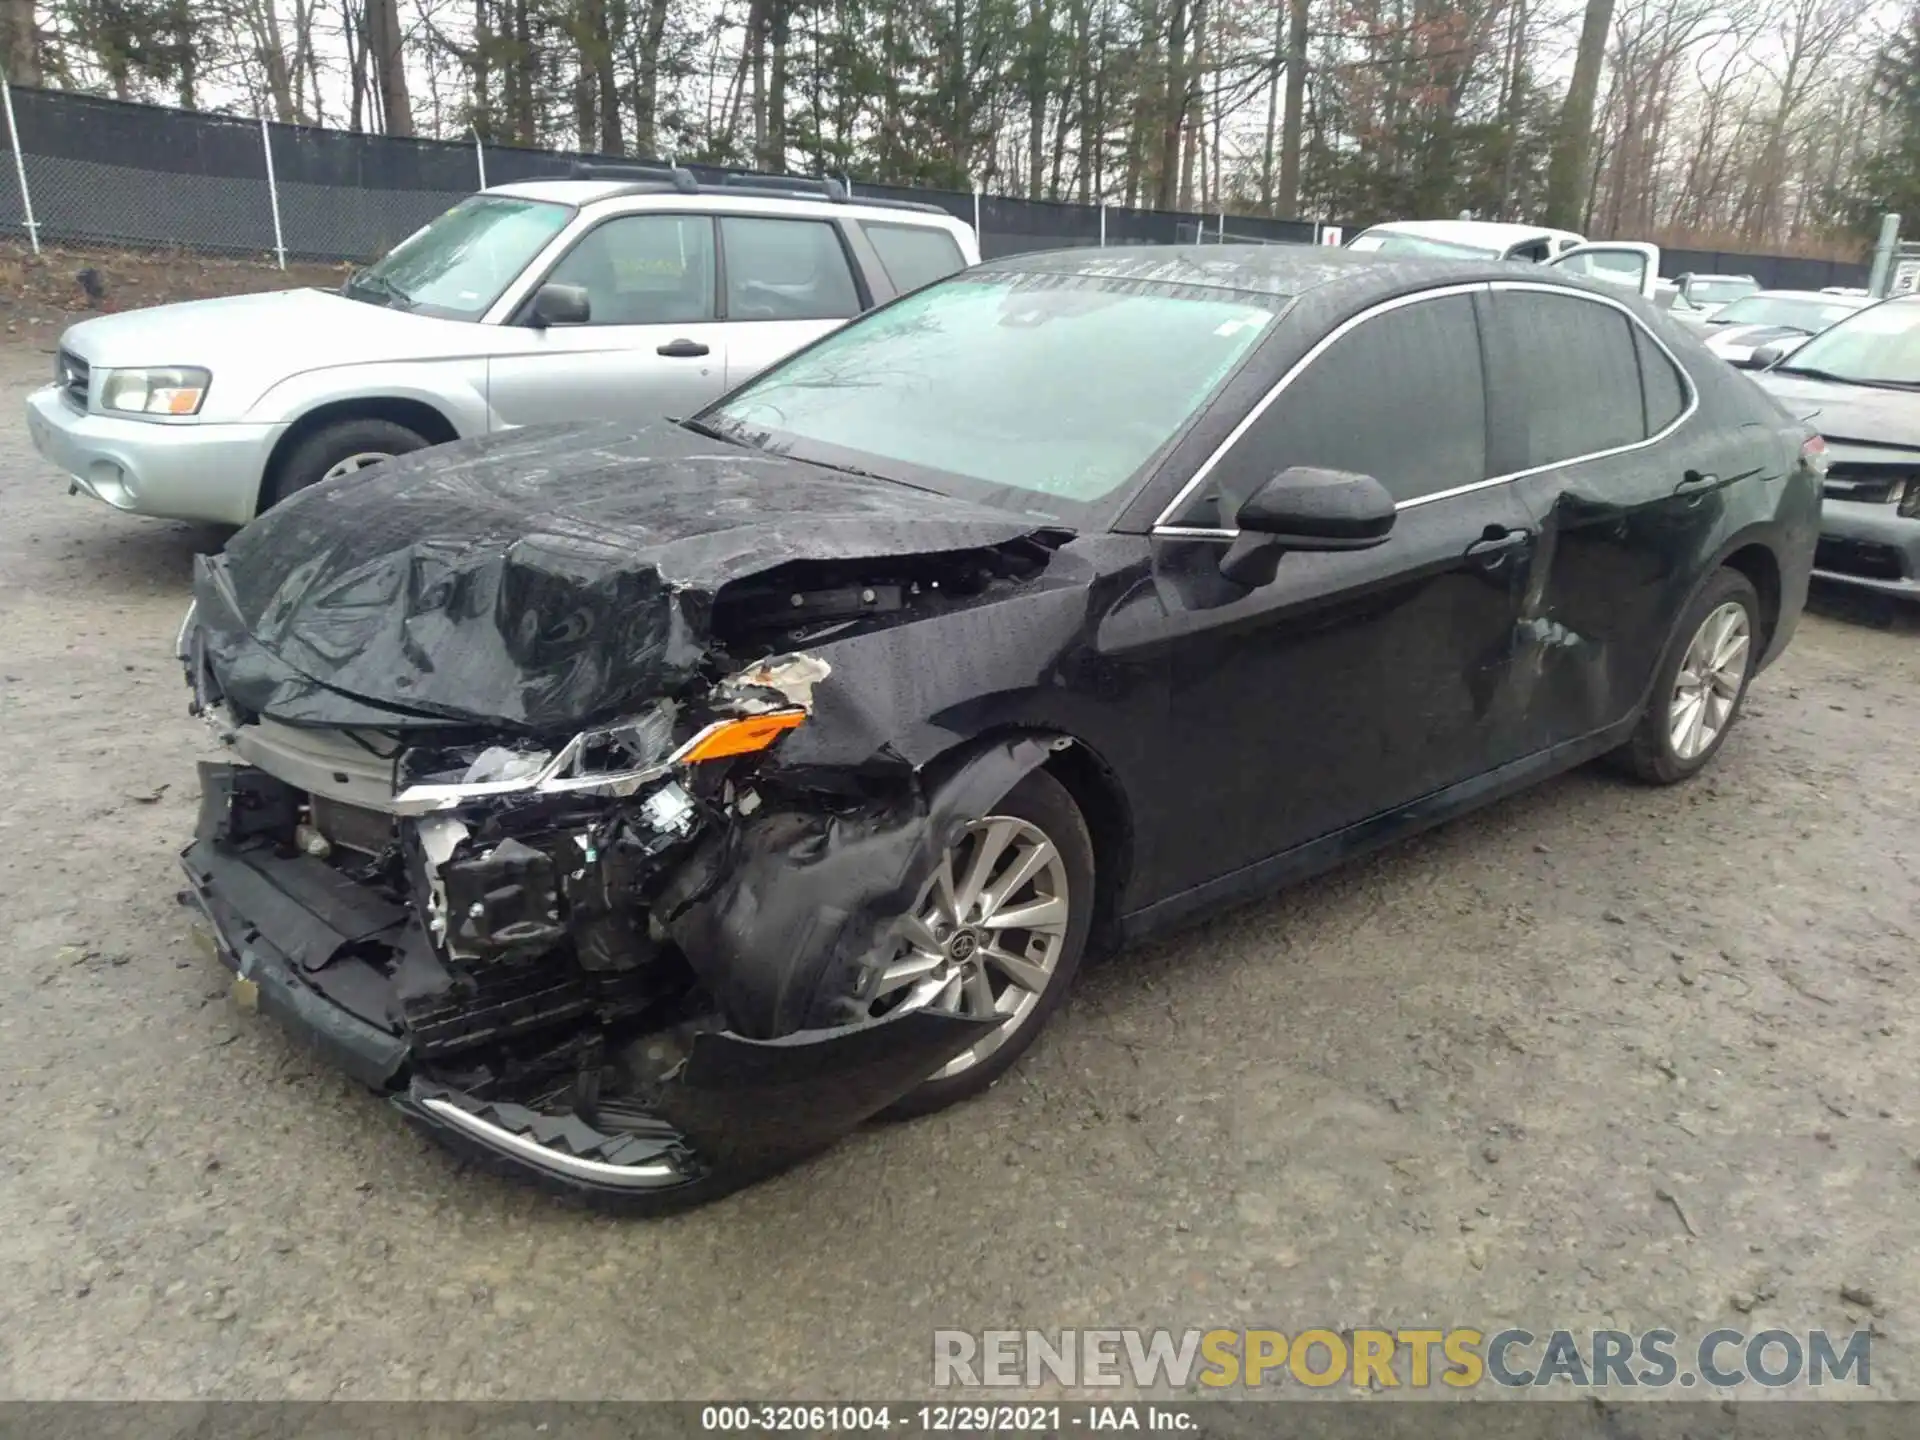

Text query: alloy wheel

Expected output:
[868,814,1071,1079]
[320,451,394,483]
[1668,600,1751,761]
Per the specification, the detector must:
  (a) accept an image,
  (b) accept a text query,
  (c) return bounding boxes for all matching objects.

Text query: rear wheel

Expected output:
[1613,567,1760,784]
[870,769,1093,1120]
[262,417,429,510]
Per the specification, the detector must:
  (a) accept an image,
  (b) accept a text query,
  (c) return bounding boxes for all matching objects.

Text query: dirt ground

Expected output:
[0,335,1917,1403]
[0,242,347,333]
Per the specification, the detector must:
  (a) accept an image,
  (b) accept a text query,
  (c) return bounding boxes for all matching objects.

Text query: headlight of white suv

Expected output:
[100,366,211,417]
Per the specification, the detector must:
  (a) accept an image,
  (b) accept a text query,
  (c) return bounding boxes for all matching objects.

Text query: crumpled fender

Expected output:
[658,735,1053,1038]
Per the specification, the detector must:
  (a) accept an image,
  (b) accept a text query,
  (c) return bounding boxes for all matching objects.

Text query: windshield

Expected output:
[1685,277,1758,306]
[700,270,1281,524]
[1347,231,1497,259]
[1774,300,1920,387]
[344,195,574,320]
[1710,294,1861,333]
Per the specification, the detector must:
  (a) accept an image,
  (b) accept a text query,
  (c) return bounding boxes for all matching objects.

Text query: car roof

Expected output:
[1684,272,1756,281]
[1355,219,1585,250]
[981,244,1610,305]
[482,178,966,228]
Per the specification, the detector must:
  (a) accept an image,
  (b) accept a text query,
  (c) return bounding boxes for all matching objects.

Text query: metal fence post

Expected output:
[1099,202,1106,248]
[972,183,981,244]
[2,78,39,256]
[1217,213,1225,243]
[1868,213,1900,298]
[259,115,286,269]
[474,129,488,190]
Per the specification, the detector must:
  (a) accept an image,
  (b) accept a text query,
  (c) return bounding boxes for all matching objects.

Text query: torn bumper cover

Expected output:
[178,739,1044,1207]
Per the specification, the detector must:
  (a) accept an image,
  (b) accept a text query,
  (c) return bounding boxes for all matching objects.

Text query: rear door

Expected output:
[1481,281,1750,750]
[485,212,729,426]
[716,214,868,389]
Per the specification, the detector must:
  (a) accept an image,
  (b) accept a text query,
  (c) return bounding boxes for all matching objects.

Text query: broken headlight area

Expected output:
[174,698,1039,1208]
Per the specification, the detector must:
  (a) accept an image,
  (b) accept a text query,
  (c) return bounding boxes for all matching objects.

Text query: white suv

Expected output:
[28,167,980,525]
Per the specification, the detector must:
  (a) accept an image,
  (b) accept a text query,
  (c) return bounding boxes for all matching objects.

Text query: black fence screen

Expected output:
[0,82,1867,291]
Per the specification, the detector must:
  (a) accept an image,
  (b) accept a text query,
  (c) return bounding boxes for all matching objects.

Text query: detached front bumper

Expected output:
[178,763,995,1210]
[26,384,283,526]
[1815,497,1920,599]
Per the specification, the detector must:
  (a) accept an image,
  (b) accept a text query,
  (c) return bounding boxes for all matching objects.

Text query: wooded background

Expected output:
[2,0,1917,254]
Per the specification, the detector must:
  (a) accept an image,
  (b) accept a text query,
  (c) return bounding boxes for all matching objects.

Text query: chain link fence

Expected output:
[0,81,1867,289]
[0,82,1331,268]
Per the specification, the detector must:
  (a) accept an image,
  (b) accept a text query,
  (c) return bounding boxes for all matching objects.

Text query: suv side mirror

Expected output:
[1218,467,1398,587]
[1747,344,1786,371]
[528,282,591,328]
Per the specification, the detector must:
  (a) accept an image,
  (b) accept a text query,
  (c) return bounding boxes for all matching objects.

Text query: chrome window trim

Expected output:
[1150,278,1700,540]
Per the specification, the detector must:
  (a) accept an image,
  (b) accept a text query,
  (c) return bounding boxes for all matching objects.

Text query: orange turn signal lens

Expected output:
[675,710,806,764]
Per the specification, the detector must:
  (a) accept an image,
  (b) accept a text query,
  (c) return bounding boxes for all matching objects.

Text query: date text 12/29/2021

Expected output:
[700,1405,1195,1433]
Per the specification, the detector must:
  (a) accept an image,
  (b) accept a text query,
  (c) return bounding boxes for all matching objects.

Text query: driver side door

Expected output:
[1134,287,1541,902]
[485,212,731,427]
[1546,241,1662,300]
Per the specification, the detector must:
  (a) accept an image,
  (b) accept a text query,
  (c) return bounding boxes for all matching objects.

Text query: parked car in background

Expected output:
[1752,295,1920,599]
[1700,289,1871,368]
[27,169,978,527]
[1654,279,1714,330]
[1673,272,1760,316]
[1345,220,1586,262]
[176,245,1817,1207]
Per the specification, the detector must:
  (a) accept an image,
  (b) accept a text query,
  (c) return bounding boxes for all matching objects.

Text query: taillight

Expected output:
[1801,433,1828,475]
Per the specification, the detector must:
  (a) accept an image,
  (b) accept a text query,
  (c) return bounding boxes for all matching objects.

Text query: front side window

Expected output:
[1551,248,1650,292]
[701,270,1280,524]
[1774,299,1920,388]
[346,195,573,321]
[544,214,716,325]
[862,221,968,294]
[1180,293,1489,525]
[1488,290,1647,469]
[720,216,862,321]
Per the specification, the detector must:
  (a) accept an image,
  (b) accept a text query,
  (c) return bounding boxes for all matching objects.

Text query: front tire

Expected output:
[1613,567,1760,784]
[262,417,429,510]
[870,769,1094,1120]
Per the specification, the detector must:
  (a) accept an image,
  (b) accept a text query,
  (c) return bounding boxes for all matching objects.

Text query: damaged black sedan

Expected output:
[177,247,1821,1209]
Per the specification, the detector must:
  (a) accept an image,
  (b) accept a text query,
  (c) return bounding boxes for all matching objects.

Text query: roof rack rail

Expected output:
[715,173,850,202]
[547,163,957,221]
[568,160,698,194]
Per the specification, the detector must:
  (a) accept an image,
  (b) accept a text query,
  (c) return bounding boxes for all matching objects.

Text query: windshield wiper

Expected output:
[1774,364,1920,390]
[345,271,415,310]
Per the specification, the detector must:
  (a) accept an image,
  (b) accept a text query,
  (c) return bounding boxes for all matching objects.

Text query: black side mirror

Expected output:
[528,282,591,328]
[1747,344,1785,371]
[1218,467,1397,588]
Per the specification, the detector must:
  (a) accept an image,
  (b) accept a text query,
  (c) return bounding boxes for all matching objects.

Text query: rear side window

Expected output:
[1634,326,1688,433]
[720,216,862,321]
[1489,291,1645,469]
[862,222,967,293]
[1177,293,1488,526]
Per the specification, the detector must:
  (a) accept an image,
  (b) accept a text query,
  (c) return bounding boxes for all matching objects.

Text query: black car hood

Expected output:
[1752,371,1920,448]
[197,421,1064,732]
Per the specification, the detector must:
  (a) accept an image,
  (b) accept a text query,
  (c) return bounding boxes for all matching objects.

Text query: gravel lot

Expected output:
[0,338,1917,1402]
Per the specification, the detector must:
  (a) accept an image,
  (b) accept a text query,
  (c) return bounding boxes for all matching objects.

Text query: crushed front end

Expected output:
[176,638,1024,1209]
